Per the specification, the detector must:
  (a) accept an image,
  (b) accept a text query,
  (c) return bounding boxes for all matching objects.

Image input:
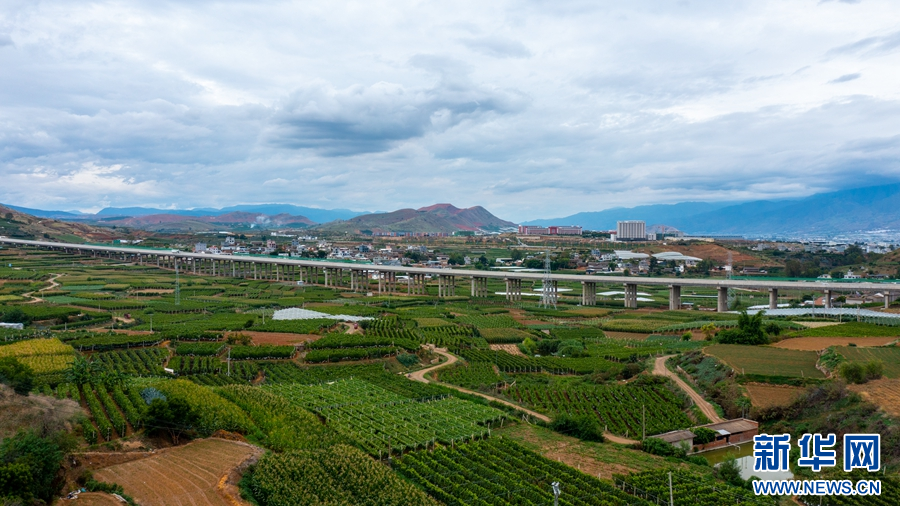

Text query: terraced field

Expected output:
[93,438,261,506]
[837,346,900,378]
[704,344,824,378]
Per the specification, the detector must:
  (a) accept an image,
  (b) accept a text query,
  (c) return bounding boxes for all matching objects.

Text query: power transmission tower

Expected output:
[540,249,556,309]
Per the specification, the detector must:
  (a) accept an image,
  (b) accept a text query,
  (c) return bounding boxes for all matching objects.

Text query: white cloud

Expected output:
[0,0,898,220]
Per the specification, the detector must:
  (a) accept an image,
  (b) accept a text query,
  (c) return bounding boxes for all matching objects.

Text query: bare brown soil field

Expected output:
[508,309,544,326]
[490,344,524,356]
[603,331,651,341]
[225,331,320,346]
[795,321,842,328]
[773,337,897,351]
[849,378,900,418]
[93,438,262,506]
[744,383,804,409]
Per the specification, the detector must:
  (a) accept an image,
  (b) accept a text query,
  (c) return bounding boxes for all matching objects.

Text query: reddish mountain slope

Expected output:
[319,204,516,233]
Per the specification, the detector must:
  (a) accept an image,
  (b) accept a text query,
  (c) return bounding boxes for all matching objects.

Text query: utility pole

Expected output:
[642,404,645,441]
[668,472,674,506]
[227,347,231,377]
[551,481,560,506]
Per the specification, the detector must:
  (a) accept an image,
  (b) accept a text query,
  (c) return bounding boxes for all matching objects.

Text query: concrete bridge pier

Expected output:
[669,285,681,310]
[886,292,893,309]
[623,283,638,309]
[717,287,728,312]
[419,274,427,295]
[438,275,455,297]
[769,288,778,310]
[505,278,522,302]
[824,290,832,309]
[471,276,488,297]
[581,281,597,306]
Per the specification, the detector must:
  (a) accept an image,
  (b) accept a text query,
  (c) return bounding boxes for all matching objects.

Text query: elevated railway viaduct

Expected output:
[1,238,896,312]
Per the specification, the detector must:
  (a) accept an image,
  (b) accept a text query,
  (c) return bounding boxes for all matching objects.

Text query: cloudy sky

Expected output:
[2,0,899,221]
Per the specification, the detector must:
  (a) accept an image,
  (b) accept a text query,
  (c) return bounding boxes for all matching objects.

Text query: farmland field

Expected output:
[849,378,900,418]
[836,346,900,378]
[5,242,899,505]
[93,438,261,506]
[743,383,804,409]
[397,437,650,506]
[786,322,900,338]
[265,378,506,454]
[773,336,897,351]
[704,344,824,378]
[507,378,694,438]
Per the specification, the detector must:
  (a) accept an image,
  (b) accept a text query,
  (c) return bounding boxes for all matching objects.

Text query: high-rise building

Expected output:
[616,220,646,241]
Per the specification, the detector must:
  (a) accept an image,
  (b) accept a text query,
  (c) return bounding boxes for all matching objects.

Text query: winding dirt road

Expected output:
[22,272,63,304]
[407,348,639,444]
[653,355,724,423]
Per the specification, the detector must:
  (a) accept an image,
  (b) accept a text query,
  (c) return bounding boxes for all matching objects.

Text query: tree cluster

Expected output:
[0,358,34,395]
[0,431,68,503]
[715,310,770,345]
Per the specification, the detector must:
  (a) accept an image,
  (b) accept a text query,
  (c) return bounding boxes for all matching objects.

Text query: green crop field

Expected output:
[787,322,900,338]
[5,242,895,505]
[508,379,693,438]
[265,379,506,455]
[704,344,824,378]
[837,346,900,378]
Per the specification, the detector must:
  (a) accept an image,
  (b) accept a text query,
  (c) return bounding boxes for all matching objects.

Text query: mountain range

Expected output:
[524,183,900,236]
[5,182,900,237]
[93,212,316,233]
[4,204,365,224]
[317,204,517,234]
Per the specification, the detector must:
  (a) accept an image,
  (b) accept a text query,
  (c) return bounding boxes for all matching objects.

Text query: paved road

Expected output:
[653,355,725,424]
[408,348,639,444]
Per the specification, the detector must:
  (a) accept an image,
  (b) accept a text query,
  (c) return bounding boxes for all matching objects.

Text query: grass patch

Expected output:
[704,344,824,378]
[786,322,900,338]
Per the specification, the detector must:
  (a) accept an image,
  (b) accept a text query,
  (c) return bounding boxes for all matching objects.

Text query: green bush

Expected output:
[549,413,605,442]
[0,357,34,395]
[692,427,717,445]
[396,353,419,367]
[0,431,64,503]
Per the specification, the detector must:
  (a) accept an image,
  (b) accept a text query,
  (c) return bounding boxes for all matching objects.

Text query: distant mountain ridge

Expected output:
[96,212,316,232]
[524,183,900,236]
[5,204,367,224]
[317,204,516,234]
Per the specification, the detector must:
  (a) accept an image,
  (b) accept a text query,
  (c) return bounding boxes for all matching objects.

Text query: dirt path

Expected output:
[407,349,638,443]
[22,272,63,303]
[653,355,724,423]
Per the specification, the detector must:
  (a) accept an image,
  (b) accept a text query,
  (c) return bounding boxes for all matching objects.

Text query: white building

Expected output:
[616,220,646,241]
